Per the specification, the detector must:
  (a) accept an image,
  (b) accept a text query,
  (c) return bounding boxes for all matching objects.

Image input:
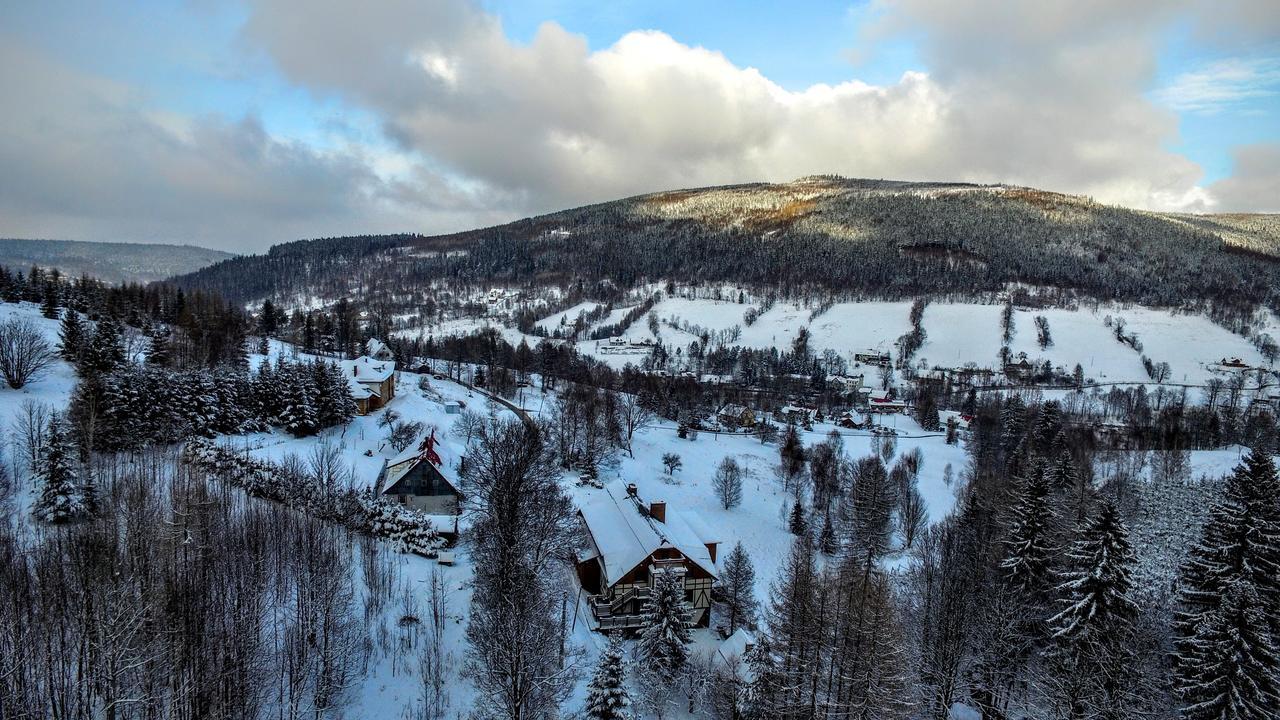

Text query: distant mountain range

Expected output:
[0,238,234,284]
[171,177,1280,313]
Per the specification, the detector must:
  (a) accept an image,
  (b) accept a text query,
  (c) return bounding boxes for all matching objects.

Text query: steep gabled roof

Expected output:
[577,482,719,588]
[341,355,396,383]
[380,432,460,496]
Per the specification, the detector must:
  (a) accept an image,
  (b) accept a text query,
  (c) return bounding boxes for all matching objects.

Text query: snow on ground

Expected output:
[0,301,1267,718]
[568,297,1276,385]
[0,303,77,431]
[561,411,969,621]
[0,303,79,514]
[535,300,603,333]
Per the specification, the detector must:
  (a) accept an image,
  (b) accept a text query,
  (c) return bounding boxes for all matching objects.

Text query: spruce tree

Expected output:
[638,567,693,681]
[1001,470,1057,600]
[1177,449,1280,635]
[280,369,319,437]
[1178,580,1280,720]
[33,419,84,524]
[40,281,60,319]
[1049,501,1137,639]
[1033,400,1063,451]
[584,634,632,720]
[146,330,171,366]
[82,317,125,376]
[58,309,84,362]
[1176,449,1280,715]
[1047,501,1139,720]
[788,499,808,536]
[721,542,758,634]
[998,389,1029,456]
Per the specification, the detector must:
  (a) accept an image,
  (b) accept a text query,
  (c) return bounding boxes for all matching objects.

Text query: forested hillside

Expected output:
[0,238,233,283]
[172,178,1280,315]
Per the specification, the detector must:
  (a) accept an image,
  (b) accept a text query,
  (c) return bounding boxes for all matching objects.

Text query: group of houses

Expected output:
[346,339,738,637]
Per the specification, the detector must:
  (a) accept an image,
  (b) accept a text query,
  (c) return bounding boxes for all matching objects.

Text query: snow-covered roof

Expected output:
[341,355,395,383]
[366,338,392,358]
[347,376,374,399]
[380,432,460,496]
[577,482,720,588]
[715,628,757,670]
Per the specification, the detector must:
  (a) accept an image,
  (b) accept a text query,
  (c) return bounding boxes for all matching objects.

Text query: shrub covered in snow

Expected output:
[182,439,443,556]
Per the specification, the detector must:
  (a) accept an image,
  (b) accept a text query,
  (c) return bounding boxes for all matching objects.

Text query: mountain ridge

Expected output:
[0,238,235,284]
[170,177,1280,314]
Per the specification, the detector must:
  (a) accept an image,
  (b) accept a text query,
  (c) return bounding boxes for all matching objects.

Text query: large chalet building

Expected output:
[341,355,396,415]
[576,482,721,632]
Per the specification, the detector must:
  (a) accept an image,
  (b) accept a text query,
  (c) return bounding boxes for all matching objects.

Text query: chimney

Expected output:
[649,500,666,523]
[352,365,358,376]
[626,483,638,498]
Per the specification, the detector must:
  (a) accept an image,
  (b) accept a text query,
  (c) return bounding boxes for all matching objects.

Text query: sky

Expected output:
[0,0,1277,253]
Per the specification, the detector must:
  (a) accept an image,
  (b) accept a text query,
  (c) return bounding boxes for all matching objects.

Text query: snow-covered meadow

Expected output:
[0,297,1274,719]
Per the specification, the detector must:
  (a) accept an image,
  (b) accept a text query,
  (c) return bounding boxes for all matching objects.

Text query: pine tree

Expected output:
[33,419,85,524]
[788,499,808,536]
[1001,470,1057,600]
[722,542,758,634]
[584,634,632,720]
[1178,580,1280,720]
[58,309,85,362]
[1176,449,1280,715]
[638,567,693,681]
[82,317,125,376]
[40,281,60,319]
[1047,501,1139,720]
[146,329,171,366]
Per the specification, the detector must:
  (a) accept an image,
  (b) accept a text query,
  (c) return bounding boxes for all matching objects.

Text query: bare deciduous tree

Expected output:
[0,318,56,389]
[615,391,653,457]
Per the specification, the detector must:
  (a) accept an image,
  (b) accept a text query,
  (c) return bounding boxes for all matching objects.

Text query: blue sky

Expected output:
[0,0,1276,251]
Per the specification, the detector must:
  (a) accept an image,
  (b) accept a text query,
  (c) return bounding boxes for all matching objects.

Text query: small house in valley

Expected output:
[575,482,721,632]
[378,430,462,516]
[342,356,396,414]
[717,404,756,430]
[365,338,394,361]
[1003,354,1035,383]
[867,389,908,414]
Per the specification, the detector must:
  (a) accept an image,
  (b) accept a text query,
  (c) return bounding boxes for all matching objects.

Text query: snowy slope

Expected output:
[535,301,603,333]
[571,297,1275,385]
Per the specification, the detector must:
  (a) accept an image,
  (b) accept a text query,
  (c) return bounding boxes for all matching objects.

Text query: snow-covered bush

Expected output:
[182,439,443,556]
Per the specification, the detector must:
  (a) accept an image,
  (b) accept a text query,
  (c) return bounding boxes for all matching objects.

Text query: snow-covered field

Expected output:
[564,298,1274,385]
[0,298,1274,718]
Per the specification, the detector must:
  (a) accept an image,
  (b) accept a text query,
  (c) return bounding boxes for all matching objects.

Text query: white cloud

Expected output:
[242,0,1233,217]
[1156,57,1280,113]
[2,0,1277,252]
[1210,143,1280,212]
